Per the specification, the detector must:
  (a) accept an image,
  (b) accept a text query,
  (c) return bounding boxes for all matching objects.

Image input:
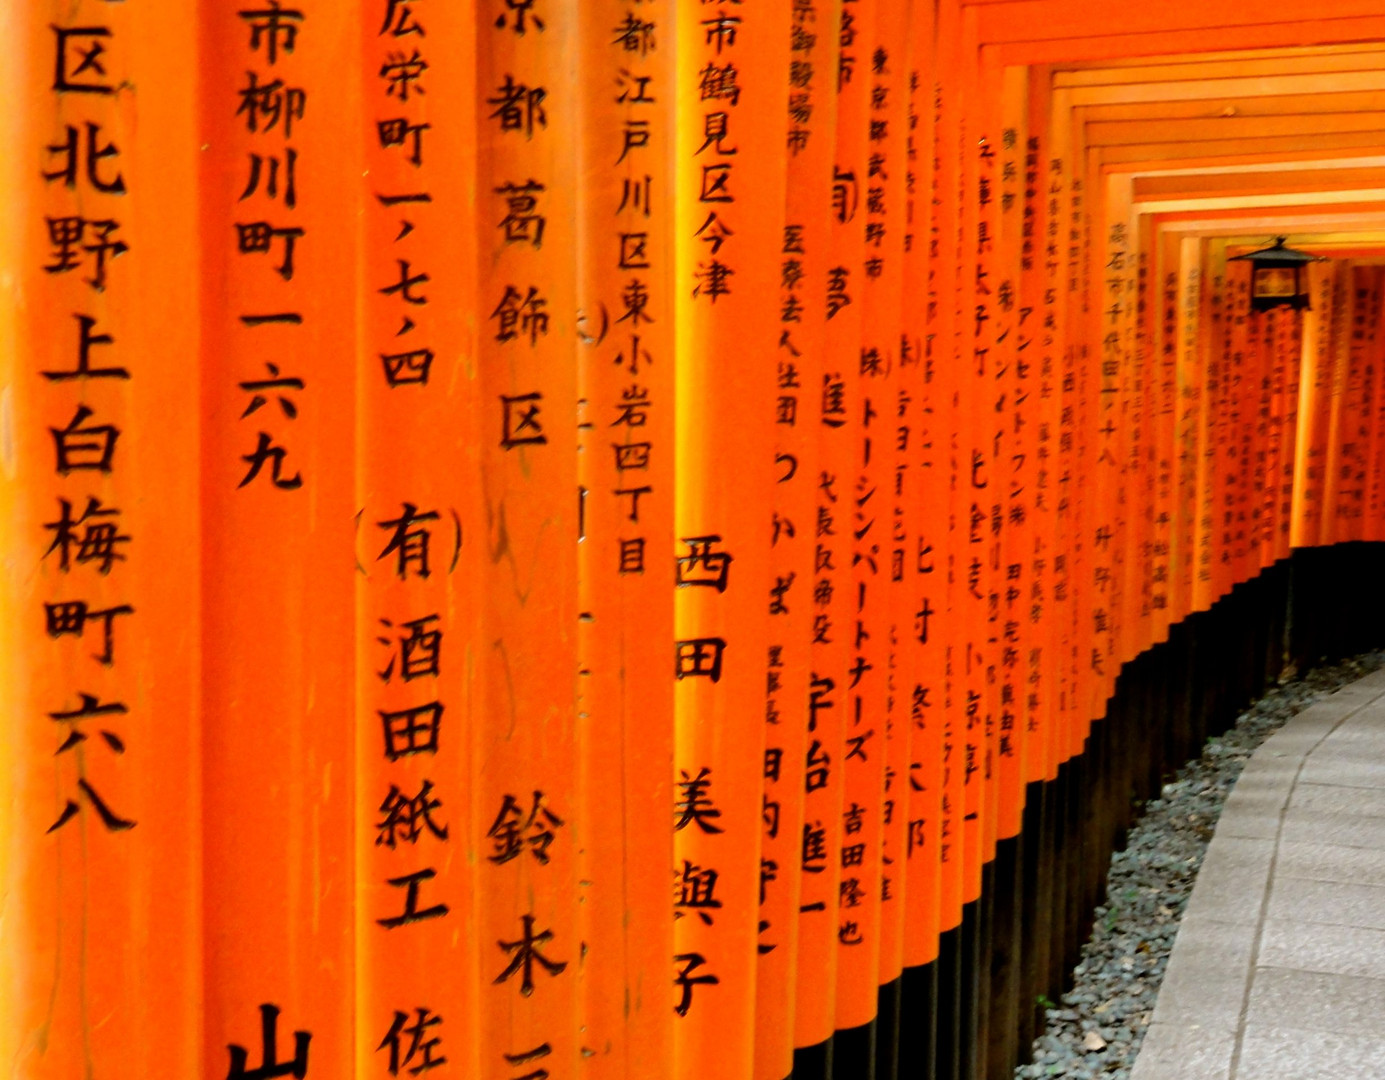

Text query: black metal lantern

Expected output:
[1229,236,1323,312]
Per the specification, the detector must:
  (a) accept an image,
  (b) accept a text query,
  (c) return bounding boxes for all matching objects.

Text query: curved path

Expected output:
[1131,667,1385,1080]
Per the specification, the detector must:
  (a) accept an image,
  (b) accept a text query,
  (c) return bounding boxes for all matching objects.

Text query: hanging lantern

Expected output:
[1230,236,1323,312]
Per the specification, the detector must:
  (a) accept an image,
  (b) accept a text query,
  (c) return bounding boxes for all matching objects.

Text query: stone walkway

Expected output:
[1131,667,1385,1080]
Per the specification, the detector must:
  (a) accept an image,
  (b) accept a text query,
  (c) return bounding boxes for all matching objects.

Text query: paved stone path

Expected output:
[1131,667,1385,1080]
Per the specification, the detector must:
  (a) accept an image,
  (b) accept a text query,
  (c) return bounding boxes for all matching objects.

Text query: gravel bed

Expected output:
[1014,648,1385,1079]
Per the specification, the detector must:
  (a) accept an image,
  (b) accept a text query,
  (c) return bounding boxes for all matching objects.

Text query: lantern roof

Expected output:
[1229,237,1325,266]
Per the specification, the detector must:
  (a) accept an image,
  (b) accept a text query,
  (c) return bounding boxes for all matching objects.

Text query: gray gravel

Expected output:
[1013,649,1385,1079]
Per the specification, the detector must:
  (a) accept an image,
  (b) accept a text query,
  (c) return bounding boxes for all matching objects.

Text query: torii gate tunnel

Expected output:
[6,2,1385,1080]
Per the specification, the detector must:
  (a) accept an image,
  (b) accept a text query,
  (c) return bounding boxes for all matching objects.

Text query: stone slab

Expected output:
[1150,916,1257,1033]
[1234,1022,1385,1080]
[1264,876,1385,932]
[1183,837,1275,925]
[1245,967,1385,1038]
[1297,757,1385,791]
[1130,1021,1234,1080]
[1304,726,1385,754]
[1214,809,1283,841]
[1289,781,1385,818]
[1275,839,1385,887]
[1344,667,1385,692]
[1279,808,1385,851]
[1258,917,1385,980]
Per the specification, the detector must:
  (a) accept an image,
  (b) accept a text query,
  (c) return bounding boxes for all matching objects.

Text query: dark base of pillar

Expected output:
[876,978,901,1080]
[935,925,962,1080]
[898,960,938,1080]
[832,1018,875,1080]
[794,1038,832,1080]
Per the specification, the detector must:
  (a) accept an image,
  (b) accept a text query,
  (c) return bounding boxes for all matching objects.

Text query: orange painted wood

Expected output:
[1220,253,1250,592]
[1260,305,1288,562]
[1173,236,1209,615]
[471,7,581,1080]
[991,18,1385,69]
[1218,249,1240,595]
[970,40,1009,863]
[1240,264,1263,580]
[994,63,1033,843]
[1057,46,1385,86]
[1124,209,1156,655]
[1320,260,1353,546]
[833,0,891,1031]
[1008,63,1049,794]
[1143,217,1177,641]
[1085,113,1385,150]
[1137,214,1160,646]
[793,0,864,1047]
[951,0,992,909]
[870,0,918,998]
[2,3,202,1075]
[574,3,676,1077]
[1187,240,1217,608]
[1218,250,1245,591]
[1280,307,1306,558]
[900,0,948,973]
[672,1,789,1077]
[754,2,840,1075]
[1139,220,1166,647]
[1091,171,1130,702]
[356,5,478,1077]
[932,0,970,931]
[1135,169,1385,203]
[1270,307,1300,561]
[1052,92,1091,761]
[1024,64,1067,786]
[1243,273,1274,573]
[1363,269,1385,542]
[199,2,359,1074]
[1294,261,1341,547]
[1332,265,1375,541]
[1156,229,1186,627]
[976,0,1385,48]
[1083,92,1385,126]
